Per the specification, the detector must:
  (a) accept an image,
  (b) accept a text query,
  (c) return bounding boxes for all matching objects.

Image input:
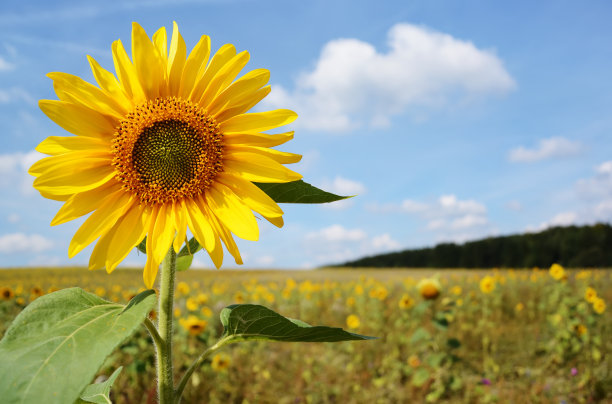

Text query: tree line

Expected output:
[336,223,612,268]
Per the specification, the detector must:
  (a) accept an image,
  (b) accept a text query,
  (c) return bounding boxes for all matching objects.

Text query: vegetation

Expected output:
[338,223,612,268]
[0,266,610,403]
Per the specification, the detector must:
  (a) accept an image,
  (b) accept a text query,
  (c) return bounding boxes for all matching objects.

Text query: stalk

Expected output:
[156,247,177,403]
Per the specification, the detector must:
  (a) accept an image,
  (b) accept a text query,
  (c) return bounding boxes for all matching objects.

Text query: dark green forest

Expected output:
[337,223,612,268]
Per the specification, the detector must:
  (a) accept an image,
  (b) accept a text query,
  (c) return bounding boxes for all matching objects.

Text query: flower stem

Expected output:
[157,247,177,404]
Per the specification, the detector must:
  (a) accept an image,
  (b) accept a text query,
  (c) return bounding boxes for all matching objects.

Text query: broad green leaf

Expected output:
[412,368,431,387]
[0,288,156,404]
[176,254,194,272]
[76,367,122,404]
[254,180,350,204]
[410,327,431,345]
[220,304,374,342]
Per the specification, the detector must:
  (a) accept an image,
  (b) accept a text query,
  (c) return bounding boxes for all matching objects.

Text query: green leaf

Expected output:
[410,327,431,345]
[136,237,147,254]
[76,367,122,404]
[178,237,201,257]
[412,368,431,387]
[220,304,375,342]
[176,254,194,272]
[0,287,156,404]
[447,338,461,349]
[254,180,350,204]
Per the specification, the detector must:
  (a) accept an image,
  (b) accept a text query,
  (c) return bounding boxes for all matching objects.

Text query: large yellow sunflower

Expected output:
[30,22,302,288]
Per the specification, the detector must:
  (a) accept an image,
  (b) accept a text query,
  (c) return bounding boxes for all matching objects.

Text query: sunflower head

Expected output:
[30,22,302,288]
[417,278,441,300]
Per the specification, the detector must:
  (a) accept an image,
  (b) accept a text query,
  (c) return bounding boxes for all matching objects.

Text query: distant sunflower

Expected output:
[417,278,441,300]
[479,276,495,294]
[30,22,301,288]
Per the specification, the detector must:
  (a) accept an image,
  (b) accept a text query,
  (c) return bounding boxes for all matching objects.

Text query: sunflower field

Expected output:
[0,266,609,403]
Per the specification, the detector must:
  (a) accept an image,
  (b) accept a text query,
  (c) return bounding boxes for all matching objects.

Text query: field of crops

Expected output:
[0,266,610,403]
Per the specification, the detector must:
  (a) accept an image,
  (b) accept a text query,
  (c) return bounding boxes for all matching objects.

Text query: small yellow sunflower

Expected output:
[479,275,496,294]
[548,263,565,281]
[398,293,415,309]
[211,353,231,372]
[417,278,441,300]
[346,314,361,329]
[592,297,606,315]
[0,287,15,300]
[179,315,207,336]
[30,22,301,288]
[584,286,597,303]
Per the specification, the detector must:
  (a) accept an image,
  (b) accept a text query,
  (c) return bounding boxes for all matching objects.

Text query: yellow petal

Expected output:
[220,109,297,133]
[197,49,249,106]
[185,196,217,254]
[48,72,127,118]
[87,55,133,111]
[223,152,302,183]
[132,22,164,99]
[179,35,211,99]
[112,39,146,104]
[263,215,284,228]
[89,225,117,271]
[36,136,109,156]
[39,100,118,139]
[105,203,150,273]
[38,189,71,201]
[173,200,188,253]
[33,160,116,194]
[152,26,168,62]
[150,203,176,265]
[206,183,259,241]
[206,210,243,265]
[68,192,133,258]
[29,151,112,177]
[51,181,120,226]
[226,145,302,164]
[214,85,271,123]
[189,43,236,103]
[208,68,269,117]
[216,172,283,218]
[144,255,160,289]
[223,131,294,148]
[167,22,187,94]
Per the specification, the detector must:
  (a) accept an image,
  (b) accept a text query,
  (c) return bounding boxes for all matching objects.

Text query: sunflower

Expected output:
[479,275,496,294]
[417,278,441,300]
[30,22,302,288]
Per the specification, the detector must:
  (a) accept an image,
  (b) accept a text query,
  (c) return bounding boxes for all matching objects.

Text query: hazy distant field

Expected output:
[1,267,610,403]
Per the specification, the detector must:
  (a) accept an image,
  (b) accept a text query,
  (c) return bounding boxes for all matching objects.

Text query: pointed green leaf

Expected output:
[178,237,201,258]
[0,288,156,404]
[136,237,147,254]
[76,367,122,404]
[254,180,350,204]
[220,304,375,342]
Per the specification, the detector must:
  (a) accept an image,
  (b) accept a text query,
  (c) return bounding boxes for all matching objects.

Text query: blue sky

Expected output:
[1,0,611,269]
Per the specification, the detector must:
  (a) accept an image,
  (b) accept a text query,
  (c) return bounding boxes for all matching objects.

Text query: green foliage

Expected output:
[220,304,375,343]
[0,288,155,404]
[254,180,350,203]
[339,223,612,268]
[76,367,122,404]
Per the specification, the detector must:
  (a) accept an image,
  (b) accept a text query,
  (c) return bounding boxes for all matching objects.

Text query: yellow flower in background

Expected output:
[575,324,587,336]
[196,293,209,305]
[200,306,213,318]
[185,297,199,311]
[179,315,207,336]
[592,297,606,314]
[211,353,231,372]
[1,287,14,300]
[30,22,301,288]
[346,297,356,307]
[549,263,565,281]
[418,278,441,300]
[407,355,421,368]
[515,302,524,313]
[177,281,190,296]
[479,276,495,294]
[174,307,182,317]
[398,294,415,309]
[369,285,388,301]
[584,287,597,303]
[346,314,361,329]
[450,286,462,296]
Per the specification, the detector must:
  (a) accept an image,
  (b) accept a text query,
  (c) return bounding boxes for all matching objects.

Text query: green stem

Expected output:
[157,247,177,404]
[174,337,230,403]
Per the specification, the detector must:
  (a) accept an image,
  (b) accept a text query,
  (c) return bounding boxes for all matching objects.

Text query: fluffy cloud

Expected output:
[508,137,583,163]
[0,150,43,196]
[265,23,515,132]
[304,225,401,265]
[575,160,612,199]
[0,232,53,254]
[0,56,14,71]
[319,176,366,210]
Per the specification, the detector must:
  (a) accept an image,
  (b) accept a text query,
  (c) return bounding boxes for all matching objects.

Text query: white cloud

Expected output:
[0,56,14,71]
[508,137,583,163]
[322,176,366,195]
[304,225,401,265]
[7,213,20,223]
[505,200,523,211]
[576,160,612,199]
[265,23,514,132]
[0,233,53,254]
[0,87,35,104]
[0,150,43,196]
